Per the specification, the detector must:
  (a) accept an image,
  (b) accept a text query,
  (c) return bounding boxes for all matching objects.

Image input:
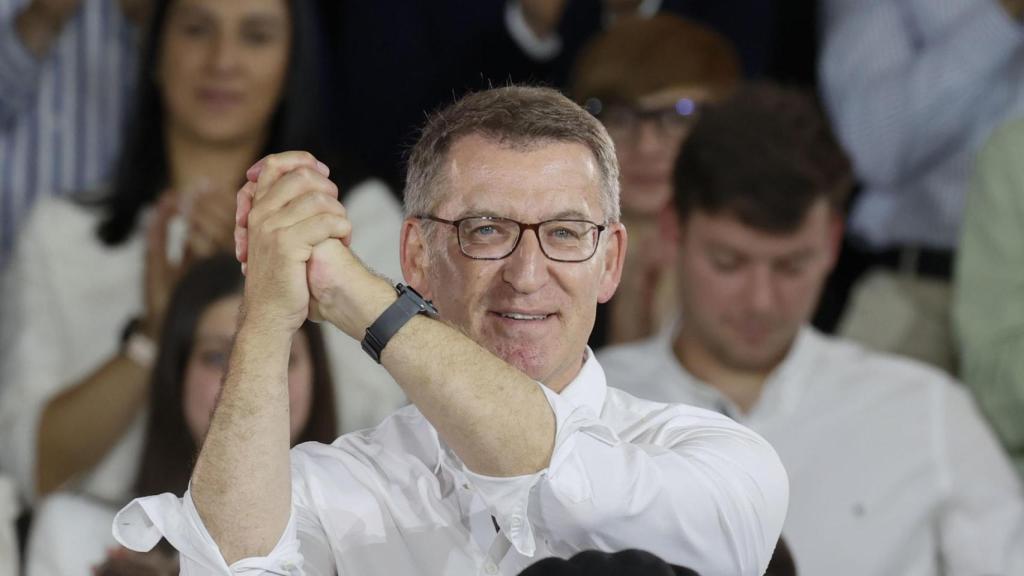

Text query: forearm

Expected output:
[35,353,149,495]
[384,315,556,477]
[189,321,293,565]
[323,272,556,478]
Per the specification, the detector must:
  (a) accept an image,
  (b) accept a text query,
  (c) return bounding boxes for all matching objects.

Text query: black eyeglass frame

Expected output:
[419,215,608,263]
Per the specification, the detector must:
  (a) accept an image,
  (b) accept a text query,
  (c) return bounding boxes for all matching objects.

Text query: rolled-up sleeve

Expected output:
[464,383,789,576]
[112,460,334,576]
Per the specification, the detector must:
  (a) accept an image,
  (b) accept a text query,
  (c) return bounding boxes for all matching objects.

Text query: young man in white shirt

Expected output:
[600,84,1024,576]
[109,86,789,575]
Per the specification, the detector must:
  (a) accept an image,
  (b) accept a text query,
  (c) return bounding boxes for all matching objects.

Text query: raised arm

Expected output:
[188,153,340,563]
[238,156,558,480]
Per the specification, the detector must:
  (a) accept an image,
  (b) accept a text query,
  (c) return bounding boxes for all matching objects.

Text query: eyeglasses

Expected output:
[586,97,700,143]
[420,215,607,262]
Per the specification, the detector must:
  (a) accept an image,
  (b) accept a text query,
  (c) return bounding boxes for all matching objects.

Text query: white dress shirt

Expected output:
[600,326,1024,576]
[112,352,789,576]
[0,180,407,505]
[819,0,1024,250]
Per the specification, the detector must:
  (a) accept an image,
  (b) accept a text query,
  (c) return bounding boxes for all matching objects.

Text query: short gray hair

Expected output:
[404,86,621,223]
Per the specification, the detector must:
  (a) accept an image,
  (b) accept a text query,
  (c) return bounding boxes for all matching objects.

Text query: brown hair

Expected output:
[673,83,853,233]
[404,85,621,223]
[570,14,741,106]
[133,253,336,499]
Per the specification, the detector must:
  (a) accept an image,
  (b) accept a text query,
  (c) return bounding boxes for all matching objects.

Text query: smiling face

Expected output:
[182,294,314,443]
[402,135,627,391]
[158,0,291,145]
[676,200,841,373]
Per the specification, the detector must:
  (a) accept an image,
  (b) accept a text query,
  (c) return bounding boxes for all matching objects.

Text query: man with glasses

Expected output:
[110,86,788,575]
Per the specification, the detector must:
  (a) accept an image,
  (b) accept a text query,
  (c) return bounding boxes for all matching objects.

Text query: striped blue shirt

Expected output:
[0,0,136,270]
[820,0,1024,251]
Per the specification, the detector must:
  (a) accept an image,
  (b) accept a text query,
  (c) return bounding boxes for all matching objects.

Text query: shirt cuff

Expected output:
[113,489,305,575]
[461,382,618,557]
[504,1,562,61]
[0,14,43,112]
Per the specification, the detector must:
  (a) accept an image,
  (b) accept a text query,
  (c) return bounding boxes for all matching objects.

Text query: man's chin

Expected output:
[486,338,551,380]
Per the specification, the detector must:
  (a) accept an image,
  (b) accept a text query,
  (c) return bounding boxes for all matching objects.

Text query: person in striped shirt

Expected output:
[0,0,149,270]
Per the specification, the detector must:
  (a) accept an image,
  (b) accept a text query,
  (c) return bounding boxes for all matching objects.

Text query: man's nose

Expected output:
[501,229,550,294]
[746,266,777,313]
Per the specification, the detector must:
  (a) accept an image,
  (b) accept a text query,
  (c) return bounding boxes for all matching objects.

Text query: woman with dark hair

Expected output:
[24,253,338,576]
[0,0,405,506]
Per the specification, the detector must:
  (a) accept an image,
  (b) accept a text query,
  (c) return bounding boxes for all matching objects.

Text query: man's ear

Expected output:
[400,218,434,300]
[597,222,628,304]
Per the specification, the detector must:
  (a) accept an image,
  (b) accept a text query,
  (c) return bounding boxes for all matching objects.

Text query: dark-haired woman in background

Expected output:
[24,254,338,575]
[0,0,405,507]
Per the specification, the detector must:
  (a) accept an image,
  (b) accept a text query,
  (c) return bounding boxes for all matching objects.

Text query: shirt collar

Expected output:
[655,320,820,423]
[555,348,608,417]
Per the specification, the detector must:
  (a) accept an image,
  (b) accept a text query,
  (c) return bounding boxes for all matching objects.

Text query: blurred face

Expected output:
[183,294,314,443]
[607,86,713,215]
[158,0,291,145]
[402,135,627,391]
[676,200,841,373]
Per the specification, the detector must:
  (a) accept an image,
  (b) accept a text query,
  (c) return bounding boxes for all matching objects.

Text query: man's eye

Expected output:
[550,227,582,241]
[471,225,497,236]
[711,255,740,271]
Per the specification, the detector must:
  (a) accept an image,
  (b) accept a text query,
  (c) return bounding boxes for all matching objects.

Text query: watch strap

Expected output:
[361,284,437,363]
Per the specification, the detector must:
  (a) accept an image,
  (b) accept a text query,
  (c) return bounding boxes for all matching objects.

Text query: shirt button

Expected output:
[484,561,499,575]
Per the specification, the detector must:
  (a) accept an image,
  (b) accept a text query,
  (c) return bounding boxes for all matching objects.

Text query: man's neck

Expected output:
[672,329,774,415]
[166,124,266,194]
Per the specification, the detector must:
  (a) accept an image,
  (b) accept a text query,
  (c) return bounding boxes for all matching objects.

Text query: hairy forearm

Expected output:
[36,354,150,495]
[381,315,556,477]
[190,322,293,565]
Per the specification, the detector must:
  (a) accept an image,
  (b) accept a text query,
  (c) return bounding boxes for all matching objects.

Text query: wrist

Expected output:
[120,317,157,370]
[321,273,398,340]
[235,316,296,353]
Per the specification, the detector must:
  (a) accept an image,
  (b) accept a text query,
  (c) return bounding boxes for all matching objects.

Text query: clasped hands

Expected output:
[233,151,396,342]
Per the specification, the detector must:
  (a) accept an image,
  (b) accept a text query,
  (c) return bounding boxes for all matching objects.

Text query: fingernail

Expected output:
[316,161,330,176]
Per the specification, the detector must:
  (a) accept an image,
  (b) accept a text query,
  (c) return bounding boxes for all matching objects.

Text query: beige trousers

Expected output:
[838,270,957,374]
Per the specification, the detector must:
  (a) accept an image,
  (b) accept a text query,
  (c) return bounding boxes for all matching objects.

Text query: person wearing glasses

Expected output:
[569,14,740,347]
[110,86,788,575]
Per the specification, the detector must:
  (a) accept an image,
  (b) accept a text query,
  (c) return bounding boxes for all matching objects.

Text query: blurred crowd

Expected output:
[0,0,1023,574]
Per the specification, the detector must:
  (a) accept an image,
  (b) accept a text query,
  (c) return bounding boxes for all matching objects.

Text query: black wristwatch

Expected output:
[361,284,439,363]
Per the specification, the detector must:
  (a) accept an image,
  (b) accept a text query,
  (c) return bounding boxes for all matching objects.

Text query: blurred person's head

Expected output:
[571,15,740,216]
[99,0,328,245]
[672,84,852,375]
[401,86,627,392]
[134,253,336,497]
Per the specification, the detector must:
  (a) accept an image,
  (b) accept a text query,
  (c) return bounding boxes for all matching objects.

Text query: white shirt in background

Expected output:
[599,325,1024,576]
[112,352,789,576]
[0,179,407,506]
